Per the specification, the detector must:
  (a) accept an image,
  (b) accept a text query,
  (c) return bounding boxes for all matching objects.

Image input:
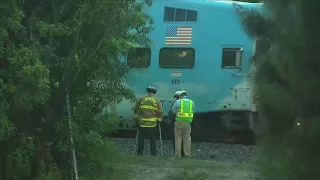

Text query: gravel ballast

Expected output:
[110,138,257,164]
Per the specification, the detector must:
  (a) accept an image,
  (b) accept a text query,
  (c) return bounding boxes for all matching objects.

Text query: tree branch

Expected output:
[72,35,105,82]
[49,0,58,46]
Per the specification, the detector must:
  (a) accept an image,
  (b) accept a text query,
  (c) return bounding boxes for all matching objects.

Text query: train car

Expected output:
[112,0,262,141]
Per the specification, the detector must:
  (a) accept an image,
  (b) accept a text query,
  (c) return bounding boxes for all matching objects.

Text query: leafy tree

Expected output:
[0,0,153,179]
[236,0,320,179]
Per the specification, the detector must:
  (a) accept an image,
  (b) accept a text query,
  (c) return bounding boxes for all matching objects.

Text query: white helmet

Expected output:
[180,90,188,97]
[173,91,181,99]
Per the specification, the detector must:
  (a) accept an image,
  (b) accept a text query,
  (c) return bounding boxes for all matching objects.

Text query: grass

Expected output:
[110,152,257,171]
[110,153,219,169]
[105,153,218,179]
[164,171,209,180]
[108,169,131,180]
[104,139,258,180]
[107,155,215,180]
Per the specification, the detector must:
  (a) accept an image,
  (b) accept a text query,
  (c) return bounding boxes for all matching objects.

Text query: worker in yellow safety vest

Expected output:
[133,85,164,156]
[170,90,194,158]
[168,91,185,156]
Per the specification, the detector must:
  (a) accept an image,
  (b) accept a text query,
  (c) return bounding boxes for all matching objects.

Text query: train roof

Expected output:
[153,0,262,10]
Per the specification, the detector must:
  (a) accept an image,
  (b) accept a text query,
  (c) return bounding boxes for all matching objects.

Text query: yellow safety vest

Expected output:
[138,97,159,127]
[176,99,194,123]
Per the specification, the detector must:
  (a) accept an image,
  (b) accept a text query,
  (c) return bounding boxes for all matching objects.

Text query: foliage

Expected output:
[236,0,320,179]
[0,0,153,179]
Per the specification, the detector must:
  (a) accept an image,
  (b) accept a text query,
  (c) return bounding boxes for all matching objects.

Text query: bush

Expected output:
[0,0,153,179]
[237,0,320,179]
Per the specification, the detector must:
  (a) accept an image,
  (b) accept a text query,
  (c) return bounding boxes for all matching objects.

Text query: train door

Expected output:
[221,46,251,109]
[220,46,253,132]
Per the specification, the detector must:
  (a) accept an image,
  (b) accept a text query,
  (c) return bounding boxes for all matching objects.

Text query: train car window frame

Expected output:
[186,10,197,21]
[159,47,195,68]
[127,47,151,68]
[164,6,198,22]
[174,8,187,21]
[164,6,175,21]
[221,47,243,69]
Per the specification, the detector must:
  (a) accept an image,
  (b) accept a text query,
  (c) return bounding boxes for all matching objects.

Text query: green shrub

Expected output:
[0,0,153,179]
[237,0,320,179]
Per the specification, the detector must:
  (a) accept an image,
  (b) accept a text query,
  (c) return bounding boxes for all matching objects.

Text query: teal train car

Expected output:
[112,0,263,141]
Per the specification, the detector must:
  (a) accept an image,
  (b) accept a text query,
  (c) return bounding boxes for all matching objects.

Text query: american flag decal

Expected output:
[165,26,192,46]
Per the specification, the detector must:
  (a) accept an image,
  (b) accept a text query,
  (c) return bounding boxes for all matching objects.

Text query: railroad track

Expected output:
[108,127,255,145]
[108,137,257,164]
[110,115,256,145]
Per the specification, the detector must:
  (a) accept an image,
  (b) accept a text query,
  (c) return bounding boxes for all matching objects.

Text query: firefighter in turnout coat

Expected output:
[133,86,164,156]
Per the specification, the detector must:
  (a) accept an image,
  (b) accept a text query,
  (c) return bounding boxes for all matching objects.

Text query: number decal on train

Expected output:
[172,79,180,84]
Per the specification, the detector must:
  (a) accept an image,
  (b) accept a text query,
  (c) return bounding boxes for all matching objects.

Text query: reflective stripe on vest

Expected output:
[139,105,158,111]
[176,99,194,122]
[138,96,159,127]
[139,117,158,127]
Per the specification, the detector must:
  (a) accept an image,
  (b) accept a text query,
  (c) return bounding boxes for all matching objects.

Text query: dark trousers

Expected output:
[137,126,157,156]
[169,121,185,156]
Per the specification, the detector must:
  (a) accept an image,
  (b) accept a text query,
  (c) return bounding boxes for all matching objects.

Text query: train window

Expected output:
[127,48,151,68]
[221,48,242,69]
[164,7,175,21]
[186,10,197,21]
[159,48,195,68]
[175,8,186,21]
[164,6,198,22]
